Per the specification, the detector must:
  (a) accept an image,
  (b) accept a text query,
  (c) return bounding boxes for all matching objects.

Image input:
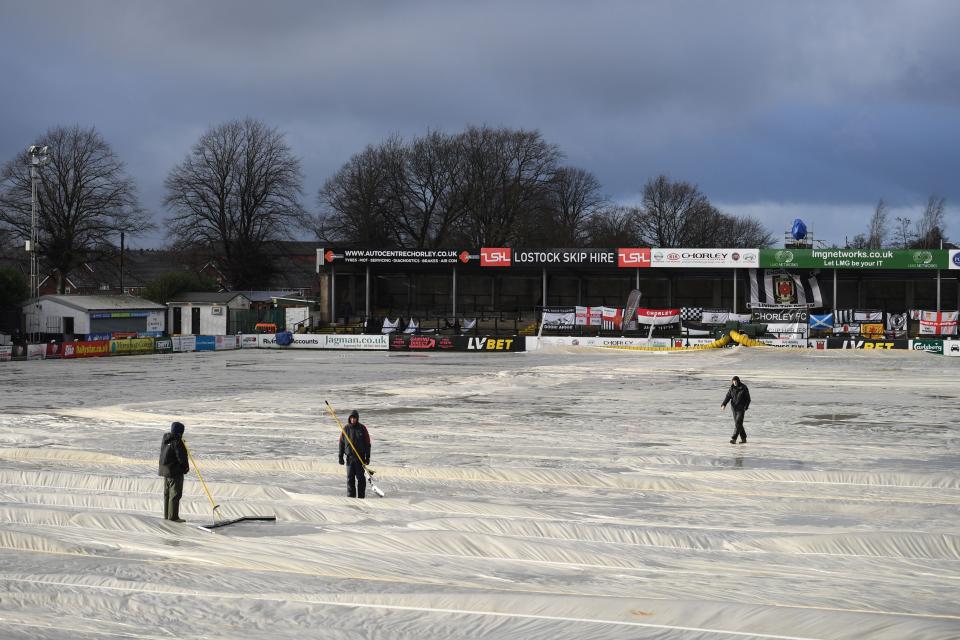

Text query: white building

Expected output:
[22,295,167,338]
[166,292,251,335]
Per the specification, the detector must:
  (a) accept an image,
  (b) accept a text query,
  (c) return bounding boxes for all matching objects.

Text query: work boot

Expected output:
[730,439,737,444]
[171,518,186,523]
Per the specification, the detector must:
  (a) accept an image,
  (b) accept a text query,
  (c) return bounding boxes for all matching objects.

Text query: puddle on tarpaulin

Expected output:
[803,413,863,422]
[717,456,806,470]
[187,519,319,538]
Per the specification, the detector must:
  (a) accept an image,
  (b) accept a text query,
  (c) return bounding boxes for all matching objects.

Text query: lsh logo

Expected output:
[481,247,511,267]
[617,248,651,268]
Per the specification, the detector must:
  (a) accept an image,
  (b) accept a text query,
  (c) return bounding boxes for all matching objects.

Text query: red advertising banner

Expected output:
[62,340,111,359]
[46,343,63,358]
[480,247,512,267]
[617,248,651,268]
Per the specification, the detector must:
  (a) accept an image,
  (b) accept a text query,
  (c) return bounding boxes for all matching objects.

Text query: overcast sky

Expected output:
[2,0,958,248]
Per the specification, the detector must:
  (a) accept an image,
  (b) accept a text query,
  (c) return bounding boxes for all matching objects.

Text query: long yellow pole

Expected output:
[182,439,221,521]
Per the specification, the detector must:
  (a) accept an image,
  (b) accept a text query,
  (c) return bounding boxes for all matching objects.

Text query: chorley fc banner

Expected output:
[751,304,809,337]
[748,269,823,308]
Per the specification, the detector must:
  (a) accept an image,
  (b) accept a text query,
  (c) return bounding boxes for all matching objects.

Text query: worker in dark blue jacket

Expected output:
[338,410,371,498]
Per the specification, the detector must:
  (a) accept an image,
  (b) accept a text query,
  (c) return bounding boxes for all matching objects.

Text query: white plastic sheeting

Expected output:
[0,348,958,639]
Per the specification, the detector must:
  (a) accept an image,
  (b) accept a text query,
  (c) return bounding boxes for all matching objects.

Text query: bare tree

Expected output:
[384,131,466,249]
[636,175,712,247]
[453,126,561,246]
[0,125,151,293]
[893,216,914,249]
[317,144,394,246]
[544,166,606,245]
[584,205,640,247]
[635,175,772,248]
[714,211,776,248]
[913,195,946,248]
[165,119,306,289]
[867,199,888,248]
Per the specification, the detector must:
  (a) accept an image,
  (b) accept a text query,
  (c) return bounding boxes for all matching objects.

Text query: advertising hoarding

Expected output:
[761,249,947,269]
[110,338,155,355]
[389,335,525,352]
[650,249,758,268]
[256,334,389,350]
[62,340,111,358]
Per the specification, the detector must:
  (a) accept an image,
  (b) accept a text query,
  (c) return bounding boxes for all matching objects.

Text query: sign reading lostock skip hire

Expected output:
[761,249,948,269]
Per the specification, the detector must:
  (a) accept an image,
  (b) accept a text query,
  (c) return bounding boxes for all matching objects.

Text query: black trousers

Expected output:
[346,460,366,498]
[731,410,747,442]
[163,475,184,519]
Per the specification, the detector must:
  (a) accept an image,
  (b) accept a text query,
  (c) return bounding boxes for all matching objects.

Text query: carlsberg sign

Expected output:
[910,339,943,354]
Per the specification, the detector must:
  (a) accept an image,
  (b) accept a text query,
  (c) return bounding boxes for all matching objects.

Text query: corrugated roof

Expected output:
[166,291,250,304]
[232,290,305,303]
[33,294,167,312]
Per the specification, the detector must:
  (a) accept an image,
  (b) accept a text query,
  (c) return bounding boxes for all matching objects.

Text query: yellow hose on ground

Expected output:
[729,330,767,347]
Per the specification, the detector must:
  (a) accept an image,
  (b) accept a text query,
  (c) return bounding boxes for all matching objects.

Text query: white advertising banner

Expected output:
[944,339,960,356]
[27,344,46,360]
[650,248,759,268]
[146,311,165,333]
[0,345,11,361]
[172,335,197,352]
[257,334,388,350]
[240,334,259,349]
[950,249,960,270]
[215,335,238,350]
[759,338,810,348]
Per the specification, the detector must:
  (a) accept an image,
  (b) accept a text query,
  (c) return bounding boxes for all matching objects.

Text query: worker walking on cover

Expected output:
[720,376,751,444]
[158,421,190,521]
[338,410,372,498]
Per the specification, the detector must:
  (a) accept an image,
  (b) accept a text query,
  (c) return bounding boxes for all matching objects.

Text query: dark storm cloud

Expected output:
[1,0,959,246]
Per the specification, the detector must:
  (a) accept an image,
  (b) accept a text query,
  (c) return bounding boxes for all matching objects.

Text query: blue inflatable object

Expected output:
[791,218,808,241]
[275,331,293,346]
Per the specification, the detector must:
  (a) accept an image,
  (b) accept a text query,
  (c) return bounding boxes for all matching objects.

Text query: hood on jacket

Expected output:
[349,410,360,421]
[170,421,185,436]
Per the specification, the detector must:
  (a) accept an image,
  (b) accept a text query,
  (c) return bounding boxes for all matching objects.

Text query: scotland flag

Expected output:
[809,313,834,330]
